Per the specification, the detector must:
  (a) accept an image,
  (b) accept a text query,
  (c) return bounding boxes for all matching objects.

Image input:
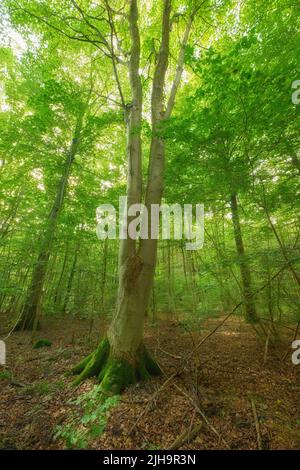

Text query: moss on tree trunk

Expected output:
[71,337,161,394]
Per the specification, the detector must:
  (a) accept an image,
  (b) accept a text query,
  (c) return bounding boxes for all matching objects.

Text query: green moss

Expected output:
[71,352,94,375]
[22,379,65,396]
[72,339,161,394]
[100,358,136,395]
[0,370,11,381]
[33,339,52,349]
[72,338,110,386]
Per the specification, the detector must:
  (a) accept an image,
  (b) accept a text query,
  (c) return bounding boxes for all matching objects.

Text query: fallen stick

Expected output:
[128,374,175,435]
[169,422,203,450]
[251,398,262,450]
[158,347,182,360]
[170,378,230,449]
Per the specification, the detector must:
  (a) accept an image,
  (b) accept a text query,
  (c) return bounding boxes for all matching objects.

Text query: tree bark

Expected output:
[230,194,258,323]
[54,246,69,306]
[62,242,79,314]
[100,238,108,313]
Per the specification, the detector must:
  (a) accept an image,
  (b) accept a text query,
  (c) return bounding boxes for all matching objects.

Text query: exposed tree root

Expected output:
[71,338,161,394]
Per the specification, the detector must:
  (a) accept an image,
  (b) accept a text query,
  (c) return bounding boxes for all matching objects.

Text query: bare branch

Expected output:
[104,0,126,107]
[165,1,209,118]
[165,12,194,119]
[70,0,111,51]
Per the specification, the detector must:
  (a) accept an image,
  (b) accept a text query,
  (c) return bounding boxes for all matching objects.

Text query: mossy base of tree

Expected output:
[71,338,161,394]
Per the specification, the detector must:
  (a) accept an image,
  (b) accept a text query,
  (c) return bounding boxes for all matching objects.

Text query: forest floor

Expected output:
[0,314,299,450]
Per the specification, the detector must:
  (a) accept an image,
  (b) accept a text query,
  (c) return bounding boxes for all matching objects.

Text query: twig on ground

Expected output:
[169,422,203,450]
[158,348,182,360]
[128,374,176,435]
[171,378,230,449]
[250,398,262,450]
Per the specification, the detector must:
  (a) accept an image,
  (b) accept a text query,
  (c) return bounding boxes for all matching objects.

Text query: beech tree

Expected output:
[71,0,203,392]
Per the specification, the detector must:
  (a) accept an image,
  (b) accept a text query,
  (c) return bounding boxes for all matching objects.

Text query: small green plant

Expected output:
[33,339,52,349]
[36,381,52,395]
[54,385,120,449]
[0,370,11,381]
[23,379,65,396]
[141,441,161,450]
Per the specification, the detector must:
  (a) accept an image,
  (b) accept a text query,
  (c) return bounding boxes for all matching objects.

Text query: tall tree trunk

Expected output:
[0,187,23,240]
[72,0,194,394]
[15,110,85,330]
[166,241,175,313]
[62,243,79,315]
[72,0,155,392]
[230,194,258,323]
[54,246,69,305]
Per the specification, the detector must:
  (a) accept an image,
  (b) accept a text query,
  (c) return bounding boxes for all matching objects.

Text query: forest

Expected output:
[0,0,299,454]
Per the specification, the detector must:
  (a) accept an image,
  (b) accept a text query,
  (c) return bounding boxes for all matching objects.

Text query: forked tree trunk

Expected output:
[230,194,258,323]
[72,0,194,394]
[15,110,85,330]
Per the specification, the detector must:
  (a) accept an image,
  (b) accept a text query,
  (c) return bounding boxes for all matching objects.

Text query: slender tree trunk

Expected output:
[15,110,85,330]
[263,203,300,287]
[0,187,23,240]
[151,286,157,323]
[189,251,198,310]
[230,194,258,323]
[54,246,69,305]
[62,243,79,314]
[100,238,108,313]
[166,241,175,313]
